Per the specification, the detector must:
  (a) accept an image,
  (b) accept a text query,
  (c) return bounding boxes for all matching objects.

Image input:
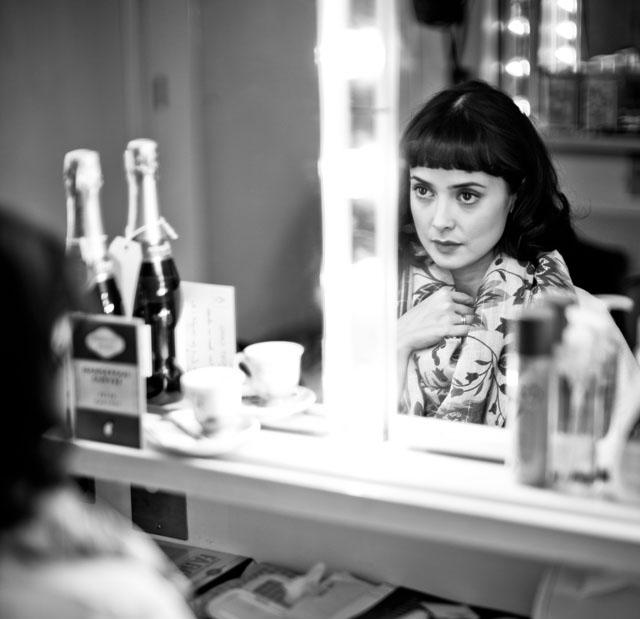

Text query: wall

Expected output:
[0,0,128,238]
[199,0,322,343]
[0,0,322,345]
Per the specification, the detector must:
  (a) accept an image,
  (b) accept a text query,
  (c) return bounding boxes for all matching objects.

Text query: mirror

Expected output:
[0,0,324,397]
[390,0,640,459]
[2,0,638,458]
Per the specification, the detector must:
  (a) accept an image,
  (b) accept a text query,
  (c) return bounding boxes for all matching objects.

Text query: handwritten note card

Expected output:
[176,281,236,371]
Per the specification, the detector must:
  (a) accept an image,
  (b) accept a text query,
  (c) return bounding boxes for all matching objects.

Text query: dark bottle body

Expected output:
[93,275,124,316]
[133,252,182,402]
[66,252,123,316]
[73,271,124,316]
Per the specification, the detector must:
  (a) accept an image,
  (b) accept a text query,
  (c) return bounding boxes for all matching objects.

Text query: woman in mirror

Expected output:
[397,79,637,425]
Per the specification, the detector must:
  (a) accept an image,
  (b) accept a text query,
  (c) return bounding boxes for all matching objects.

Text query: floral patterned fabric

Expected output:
[398,251,575,426]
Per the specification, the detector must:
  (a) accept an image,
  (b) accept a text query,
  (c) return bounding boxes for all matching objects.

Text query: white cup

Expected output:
[236,341,304,401]
[181,366,244,432]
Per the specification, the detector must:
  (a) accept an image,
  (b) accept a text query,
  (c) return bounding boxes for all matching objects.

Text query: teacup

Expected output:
[236,341,304,401]
[181,366,245,433]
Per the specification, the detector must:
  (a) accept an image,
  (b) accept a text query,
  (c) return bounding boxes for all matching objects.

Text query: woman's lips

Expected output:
[432,240,462,254]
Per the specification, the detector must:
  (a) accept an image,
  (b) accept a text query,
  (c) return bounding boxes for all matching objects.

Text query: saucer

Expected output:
[241,386,317,422]
[144,408,260,457]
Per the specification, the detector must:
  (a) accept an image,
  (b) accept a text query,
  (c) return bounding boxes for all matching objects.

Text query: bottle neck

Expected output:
[127,170,166,248]
[65,185,109,267]
[141,239,173,261]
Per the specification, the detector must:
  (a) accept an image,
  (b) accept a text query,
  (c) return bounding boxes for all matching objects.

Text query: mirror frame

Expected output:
[316,0,508,460]
[316,0,398,440]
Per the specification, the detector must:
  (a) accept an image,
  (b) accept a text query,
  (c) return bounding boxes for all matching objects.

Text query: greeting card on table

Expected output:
[176,281,236,371]
[70,312,147,447]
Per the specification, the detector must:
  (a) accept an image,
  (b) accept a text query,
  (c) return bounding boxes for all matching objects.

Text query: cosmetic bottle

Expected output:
[554,305,618,493]
[508,305,556,487]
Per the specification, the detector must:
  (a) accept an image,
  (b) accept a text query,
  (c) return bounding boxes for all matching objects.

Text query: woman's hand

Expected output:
[398,287,475,357]
[397,288,474,396]
[397,288,475,394]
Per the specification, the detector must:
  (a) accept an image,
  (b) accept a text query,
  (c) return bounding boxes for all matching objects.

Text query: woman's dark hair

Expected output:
[399,79,573,266]
[0,208,79,530]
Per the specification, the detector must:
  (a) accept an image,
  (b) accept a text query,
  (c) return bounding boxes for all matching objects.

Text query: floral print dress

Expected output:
[398,251,575,426]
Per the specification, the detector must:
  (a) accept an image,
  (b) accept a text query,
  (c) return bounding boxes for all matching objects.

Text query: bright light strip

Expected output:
[341,144,384,200]
[318,26,386,81]
[344,27,386,80]
[556,20,577,39]
[316,0,398,441]
[505,58,531,77]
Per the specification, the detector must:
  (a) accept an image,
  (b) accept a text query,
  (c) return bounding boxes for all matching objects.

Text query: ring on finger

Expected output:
[460,314,467,326]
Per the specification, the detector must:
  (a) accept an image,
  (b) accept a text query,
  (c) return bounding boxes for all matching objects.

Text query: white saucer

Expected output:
[144,409,260,457]
[241,386,317,422]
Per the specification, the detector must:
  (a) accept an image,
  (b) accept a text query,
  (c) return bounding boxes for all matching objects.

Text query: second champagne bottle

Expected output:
[124,138,183,404]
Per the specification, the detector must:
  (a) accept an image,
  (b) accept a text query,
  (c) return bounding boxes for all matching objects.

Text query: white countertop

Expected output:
[63,415,640,579]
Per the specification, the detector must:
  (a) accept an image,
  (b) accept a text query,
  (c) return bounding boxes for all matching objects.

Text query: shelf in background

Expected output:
[544,133,640,156]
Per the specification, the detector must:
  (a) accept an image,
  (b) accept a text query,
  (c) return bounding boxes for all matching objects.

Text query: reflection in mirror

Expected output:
[391,1,640,461]
[396,80,578,425]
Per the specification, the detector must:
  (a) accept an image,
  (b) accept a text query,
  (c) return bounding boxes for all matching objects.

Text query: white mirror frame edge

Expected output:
[317,0,508,461]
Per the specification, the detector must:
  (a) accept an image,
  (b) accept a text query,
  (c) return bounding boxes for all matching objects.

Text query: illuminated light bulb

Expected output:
[508,16,530,36]
[556,20,577,40]
[342,27,386,80]
[513,96,531,116]
[315,27,385,80]
[554,45,577,65]
[505,58,531,77]
[343,145,383,200]
[556,0,577,12]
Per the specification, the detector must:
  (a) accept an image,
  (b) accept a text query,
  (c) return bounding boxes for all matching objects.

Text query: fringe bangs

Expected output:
[403,112,520,187]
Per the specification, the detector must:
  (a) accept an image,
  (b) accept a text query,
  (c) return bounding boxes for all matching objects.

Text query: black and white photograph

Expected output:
[0,1,639,618]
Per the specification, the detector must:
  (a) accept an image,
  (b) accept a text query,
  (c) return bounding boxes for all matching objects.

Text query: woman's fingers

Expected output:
[449,323,473,337]
[398,287,476,352]
[450,291,475,325]
[451,291,475,306]
[452,302,475,323]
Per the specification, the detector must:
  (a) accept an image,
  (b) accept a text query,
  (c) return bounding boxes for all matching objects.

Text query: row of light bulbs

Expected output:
[503,0,580,116]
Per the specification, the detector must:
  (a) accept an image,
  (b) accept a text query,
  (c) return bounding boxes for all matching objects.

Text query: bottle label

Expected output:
[109,236,143,317]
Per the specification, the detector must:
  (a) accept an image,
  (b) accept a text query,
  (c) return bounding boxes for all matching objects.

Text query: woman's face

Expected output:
[409,167,512,287]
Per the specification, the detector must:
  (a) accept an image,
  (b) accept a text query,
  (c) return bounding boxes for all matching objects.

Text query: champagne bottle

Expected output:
[124,138,182,403]
[63,149,124,316]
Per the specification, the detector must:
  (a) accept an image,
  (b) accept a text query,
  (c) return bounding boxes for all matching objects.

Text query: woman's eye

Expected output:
[458,191,479,205]
[412,184,433,199]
